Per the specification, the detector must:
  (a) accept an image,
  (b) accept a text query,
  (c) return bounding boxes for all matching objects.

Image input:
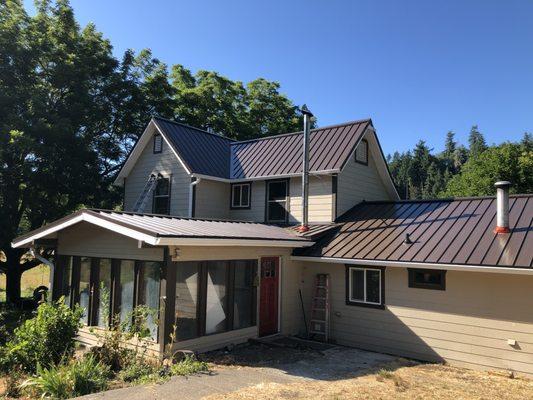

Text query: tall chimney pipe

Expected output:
[494,181,511,234]
[298,105,313,233]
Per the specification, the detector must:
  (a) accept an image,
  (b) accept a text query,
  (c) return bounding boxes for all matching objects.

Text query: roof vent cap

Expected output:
[404,233,413,245]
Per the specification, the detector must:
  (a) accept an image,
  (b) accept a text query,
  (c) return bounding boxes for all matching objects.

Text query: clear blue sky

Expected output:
[25,0,533,155]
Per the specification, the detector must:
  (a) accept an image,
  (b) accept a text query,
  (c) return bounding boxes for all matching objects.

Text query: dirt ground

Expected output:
[204,352,533,400]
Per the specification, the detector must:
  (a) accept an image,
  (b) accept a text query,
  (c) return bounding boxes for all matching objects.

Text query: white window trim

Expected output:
[153,177,170,214]
[266,180,288,223]
[348,267,382,305]
[231,183,251,208]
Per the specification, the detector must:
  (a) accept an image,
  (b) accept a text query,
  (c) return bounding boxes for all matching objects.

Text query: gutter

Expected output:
[290,256,533,276]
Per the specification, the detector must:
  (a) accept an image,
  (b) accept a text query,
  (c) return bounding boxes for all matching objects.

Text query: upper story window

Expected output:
[408,268,446,290]
[231,183,251,209]
[355,139,368,165]
[153,134,163,154]
[346,266,384,308]
[153,177,170,214]
[266,179,288,223]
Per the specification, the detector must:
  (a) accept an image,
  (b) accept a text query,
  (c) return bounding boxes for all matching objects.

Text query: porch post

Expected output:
[159,247,176,358]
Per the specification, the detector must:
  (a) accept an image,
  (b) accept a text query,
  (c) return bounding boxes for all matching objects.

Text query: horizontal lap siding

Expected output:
[301,262,533,376]
[57,222,164,261]
[229,181,265,222]
[194,179,230,219]
[124,130,189,215]
[289,176,333,223]
[337,139,392,216]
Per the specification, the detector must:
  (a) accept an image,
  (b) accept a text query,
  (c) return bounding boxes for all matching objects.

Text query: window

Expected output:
[153,177,170,215]
[137,262,161,340]
[266,180,288,223]
[355,139,368,165]
[60,256,74,307]
[153,134,163,153]
[346,266,384,308]
[174,260,257,339]
[408,269,446,290]
[231,183,251,209]
[78,257,92,324]
[118,260,135,324]
[95,259,112,327]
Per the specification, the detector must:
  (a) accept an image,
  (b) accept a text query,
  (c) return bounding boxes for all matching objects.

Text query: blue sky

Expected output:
[25,0,533,155]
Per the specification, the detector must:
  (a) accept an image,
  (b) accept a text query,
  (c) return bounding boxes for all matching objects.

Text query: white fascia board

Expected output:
[290,256,533,276]
[193,169,339,184]
[156,237,313,247]
[12,212,158,248]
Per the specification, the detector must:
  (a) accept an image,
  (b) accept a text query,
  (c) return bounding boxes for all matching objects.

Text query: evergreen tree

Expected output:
[468,125,488,158]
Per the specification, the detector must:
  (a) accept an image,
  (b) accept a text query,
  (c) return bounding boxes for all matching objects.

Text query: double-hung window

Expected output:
[231,183,251,209]
[346,266,384,308]
[266,180,288,223]
[153,176,170,215]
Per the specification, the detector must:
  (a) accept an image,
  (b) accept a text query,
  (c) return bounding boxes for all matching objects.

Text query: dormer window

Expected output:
[355,139,368,165]
[153,134,163,154]
[231,183,251,209]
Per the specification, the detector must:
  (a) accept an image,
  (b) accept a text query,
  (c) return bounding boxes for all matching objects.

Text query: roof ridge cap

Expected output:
[152,116,236,142]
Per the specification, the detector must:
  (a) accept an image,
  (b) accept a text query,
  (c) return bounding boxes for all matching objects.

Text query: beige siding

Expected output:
[289,176,334,223]
[57,222,164,261]
[337,133,394,216]
[300,262,533,377]
[229,181,266,222]
[124,129,190,216]
[194,179,230,219]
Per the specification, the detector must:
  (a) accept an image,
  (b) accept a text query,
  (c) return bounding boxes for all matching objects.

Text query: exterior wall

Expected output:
[300,262,533,377]
[194,179,230,219]
[337,137,393,217]
[289,175,334,223]
[57,222,164,261]
[169,246,301,352]
[123,130,190,216]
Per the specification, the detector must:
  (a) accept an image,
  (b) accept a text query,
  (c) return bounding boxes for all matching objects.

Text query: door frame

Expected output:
[258,256,281,337]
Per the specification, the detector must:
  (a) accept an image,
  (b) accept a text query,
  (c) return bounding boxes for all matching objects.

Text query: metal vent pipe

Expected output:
[494,181,511,234]
[298,105,313,232]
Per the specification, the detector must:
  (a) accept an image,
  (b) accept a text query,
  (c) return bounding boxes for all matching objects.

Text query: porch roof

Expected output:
[11,209,313,249]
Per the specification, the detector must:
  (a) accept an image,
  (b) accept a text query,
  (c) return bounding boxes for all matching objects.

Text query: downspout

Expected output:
[297,105,313,233]
[29,247,54,302]
[188,177,201,218]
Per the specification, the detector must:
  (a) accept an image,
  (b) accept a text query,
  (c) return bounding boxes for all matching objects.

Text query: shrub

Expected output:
[118,360,158,383]
[20,356,110,399]
[170,356,208,376]
[2,298,82,373]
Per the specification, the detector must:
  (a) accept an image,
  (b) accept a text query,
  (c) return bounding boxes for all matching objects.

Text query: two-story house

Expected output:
[12,117,533,377]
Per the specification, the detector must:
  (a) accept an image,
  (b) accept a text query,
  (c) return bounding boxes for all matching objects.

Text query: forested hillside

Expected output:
[388,126,532,199]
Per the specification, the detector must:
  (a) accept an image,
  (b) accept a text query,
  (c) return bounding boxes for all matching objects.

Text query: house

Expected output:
[12,115,533,377]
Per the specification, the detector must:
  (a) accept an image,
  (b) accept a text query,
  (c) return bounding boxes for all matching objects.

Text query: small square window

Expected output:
[153,134,163,154]
[408,269,446,290]
[355,139,368,165]
[231,183,251,209]
[346,266,384,308]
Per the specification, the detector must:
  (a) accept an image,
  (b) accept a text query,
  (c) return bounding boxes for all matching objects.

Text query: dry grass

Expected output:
[204,361,533,400]
[0,264,50,301]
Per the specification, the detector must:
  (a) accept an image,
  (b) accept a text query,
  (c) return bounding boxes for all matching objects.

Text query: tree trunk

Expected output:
[6,266,22,303]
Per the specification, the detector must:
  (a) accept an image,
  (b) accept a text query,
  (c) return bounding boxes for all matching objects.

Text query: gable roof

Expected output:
[115,117,381,183]
[294,195,533,269]
[11,209,312,249]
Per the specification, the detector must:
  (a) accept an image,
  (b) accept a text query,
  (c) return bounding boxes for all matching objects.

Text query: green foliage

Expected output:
[444,142,533,197]
[1,298,82,373]
[117,360,158,383]
[20,355,110,399]
[169,355,209,376]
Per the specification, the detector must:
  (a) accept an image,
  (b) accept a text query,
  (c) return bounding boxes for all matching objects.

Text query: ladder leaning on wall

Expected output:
[132,173,159,213]
[309,273,330,342]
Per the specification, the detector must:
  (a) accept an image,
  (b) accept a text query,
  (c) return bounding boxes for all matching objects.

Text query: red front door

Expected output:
[259,257,279,337]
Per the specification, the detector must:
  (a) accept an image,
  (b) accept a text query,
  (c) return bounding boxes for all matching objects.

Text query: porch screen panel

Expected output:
[206,261,228,334]
[79,257,91,325]
[118,260,135,324]
[233,261,256,330]
[61,256,73,306]
[96,259,112,327]
[138,262,161,340]
[175,262,200,340]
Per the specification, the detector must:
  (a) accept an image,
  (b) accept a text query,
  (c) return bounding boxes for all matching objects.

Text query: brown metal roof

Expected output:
[295,195,533,268]
[11,209,310,248]
[153,118,371,180]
